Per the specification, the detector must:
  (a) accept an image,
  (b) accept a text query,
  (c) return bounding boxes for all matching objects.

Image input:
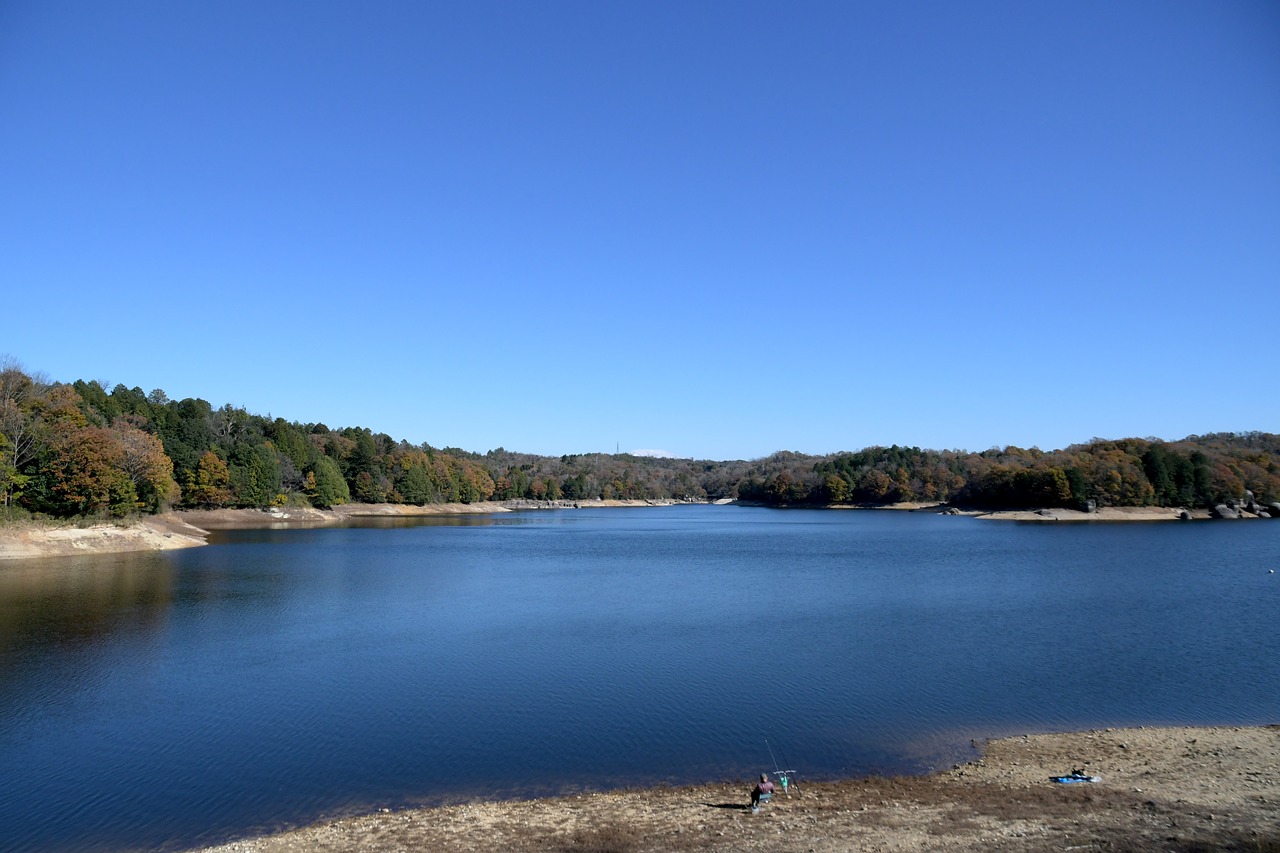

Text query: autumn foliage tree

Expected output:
[185,451,234,507]
[2,363,1276,519]
[28,386,135,516]
[111,418,180,510]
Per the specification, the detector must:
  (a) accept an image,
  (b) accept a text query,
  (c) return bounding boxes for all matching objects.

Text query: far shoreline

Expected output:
[0,499,1265,561]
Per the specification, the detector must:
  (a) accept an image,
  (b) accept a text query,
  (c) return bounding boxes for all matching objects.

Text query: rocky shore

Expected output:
[193,725,1278,853]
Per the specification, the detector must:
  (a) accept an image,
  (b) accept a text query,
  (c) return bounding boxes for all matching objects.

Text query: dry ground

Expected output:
[5,501,1250,562]
[973,507,1217,522]
[193,726,1278,853]
[0,503,512,559]
[0,513,209,559]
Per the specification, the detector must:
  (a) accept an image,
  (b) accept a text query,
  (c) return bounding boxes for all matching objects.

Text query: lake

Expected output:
[1,505,1277,851]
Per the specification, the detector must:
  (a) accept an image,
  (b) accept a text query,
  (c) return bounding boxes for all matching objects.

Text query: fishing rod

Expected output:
[765,736,799,793]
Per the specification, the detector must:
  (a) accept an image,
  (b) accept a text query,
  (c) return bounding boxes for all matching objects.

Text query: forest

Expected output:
[1,362,1277,519]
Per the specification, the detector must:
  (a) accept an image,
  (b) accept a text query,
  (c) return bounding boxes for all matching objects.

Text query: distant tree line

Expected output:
[736,436,1279,510]
[1,361,1276,519]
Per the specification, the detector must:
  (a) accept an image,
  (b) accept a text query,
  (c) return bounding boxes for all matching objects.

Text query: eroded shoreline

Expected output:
[192,725,1278,852]
[0,500,669,560]
[0,500,1261,562]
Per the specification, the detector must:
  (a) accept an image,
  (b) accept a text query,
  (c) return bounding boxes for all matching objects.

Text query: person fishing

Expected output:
[750,773,775,811]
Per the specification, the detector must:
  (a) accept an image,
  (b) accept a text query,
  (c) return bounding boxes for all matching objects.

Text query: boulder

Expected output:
[1269,502,1280,517]
[1212,504,1240,519]
[1083,500,1097,513]
[1258,511,1271,519]
[1178,509,1192,521]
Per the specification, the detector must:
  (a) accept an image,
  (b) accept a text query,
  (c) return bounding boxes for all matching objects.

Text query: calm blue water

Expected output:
[1,506,1277,851]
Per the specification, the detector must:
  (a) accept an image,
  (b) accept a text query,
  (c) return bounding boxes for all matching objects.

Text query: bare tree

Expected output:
[0,357,50,508]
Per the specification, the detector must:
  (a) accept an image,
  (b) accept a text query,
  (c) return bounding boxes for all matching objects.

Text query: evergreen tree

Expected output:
[306,455,350,508]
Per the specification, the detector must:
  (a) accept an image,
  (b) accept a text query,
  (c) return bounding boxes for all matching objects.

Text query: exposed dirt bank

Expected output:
[1,500,1262,561]
[970,506,1217,522]
[175,502,512,530]
[0,513,209,560]
[192,725,1278,853]
[0,504,507,560]
[799,502,1226,521]
[0,500,694,560]
[177,499,681,530]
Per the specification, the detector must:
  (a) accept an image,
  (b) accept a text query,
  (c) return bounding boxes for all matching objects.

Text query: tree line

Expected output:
[0,364,494,517]
[1,361,1276,519]
[737,436,1279,510]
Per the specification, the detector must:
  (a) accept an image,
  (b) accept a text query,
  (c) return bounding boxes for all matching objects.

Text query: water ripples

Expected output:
[1,508,1277,850]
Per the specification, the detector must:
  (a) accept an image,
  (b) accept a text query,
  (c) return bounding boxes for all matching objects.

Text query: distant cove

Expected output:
[1,505,1278,852]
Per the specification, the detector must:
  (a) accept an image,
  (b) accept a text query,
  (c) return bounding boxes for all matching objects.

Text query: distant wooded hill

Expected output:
[1,364,1276,518]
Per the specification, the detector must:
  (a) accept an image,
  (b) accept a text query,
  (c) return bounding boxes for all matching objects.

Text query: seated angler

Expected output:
[750,773,775,812]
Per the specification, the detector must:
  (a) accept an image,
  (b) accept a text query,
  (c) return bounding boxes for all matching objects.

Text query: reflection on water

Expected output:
[200,512,502,544]
[1,507,1277,852]
[345,514,501,528]
[0,553,174,655]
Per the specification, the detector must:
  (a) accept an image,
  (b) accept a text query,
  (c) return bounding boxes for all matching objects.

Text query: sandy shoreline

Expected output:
[190,725,1278,852]
[0,500,1260,561]
[849,502,1222,522]
[969,506,1215,522]
[0,513,211,560]
[0,499,679,560]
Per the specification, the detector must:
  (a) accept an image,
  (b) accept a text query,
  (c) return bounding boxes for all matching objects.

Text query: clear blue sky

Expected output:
[2,1,1277,460]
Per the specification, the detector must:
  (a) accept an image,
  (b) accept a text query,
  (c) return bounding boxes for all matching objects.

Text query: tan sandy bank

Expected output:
[0,500,692,560]
[0,508,368,560]
[972,506,1215,522]
[193,725,1278,853]
[0,503,516,559]
[175,502,512,530]
[0,514,209,560]
[823,503,1218,521]
[176,500,680,530]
